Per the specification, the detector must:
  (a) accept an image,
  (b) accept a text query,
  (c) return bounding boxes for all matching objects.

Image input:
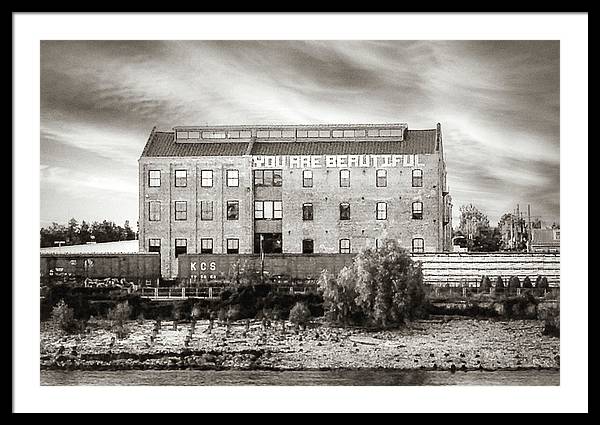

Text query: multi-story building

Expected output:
[139,123,452,278]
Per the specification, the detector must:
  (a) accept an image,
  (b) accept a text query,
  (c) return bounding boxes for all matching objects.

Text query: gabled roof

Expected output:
[140,128,438,158]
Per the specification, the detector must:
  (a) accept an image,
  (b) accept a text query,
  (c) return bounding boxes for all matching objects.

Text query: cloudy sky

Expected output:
[40,40,560,228]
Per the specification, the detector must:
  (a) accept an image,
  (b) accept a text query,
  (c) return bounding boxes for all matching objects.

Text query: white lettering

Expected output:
[290,156,301,168]
[190,262,197,271]
[251,154,426,169]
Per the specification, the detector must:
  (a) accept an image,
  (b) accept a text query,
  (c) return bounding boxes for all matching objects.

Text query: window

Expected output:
[226,238,239,254]
[254,170,264,186]
[175,170,187,187]
[302,203,313,221]
[254,201,264,219]
[376,169,387,187]
[302,170,313,188]
[412,202,423,220]
[149,201,161,221]
[202,131,226,139]
[254,201,282,220]
[339,239,351,254]
[175,201,187,221]
[200,238,213,254]
[227,201,239,220]
[201,170,213,187]
[376,202,387,220]
[273,201,283,219]
[302,239,314,254]
[340,169,350,187]
[253,169,282,187]
[200,201,213,221]
[340,203,350,220]
[412,238,425,253]
[273,169,282,187]
[226,170,239,187]
[148,170,161,187]
[175,238,187,257]
[412,169,423,187]
[149,238,160,253]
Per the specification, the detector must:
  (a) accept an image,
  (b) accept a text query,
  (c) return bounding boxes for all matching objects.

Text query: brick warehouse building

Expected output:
[139,123,453,278]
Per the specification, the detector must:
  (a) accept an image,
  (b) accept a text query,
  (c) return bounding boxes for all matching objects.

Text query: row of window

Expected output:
[175,128,405,140]
[150,200,241,221]
[149,170,239,188]
[147,169,424,188]
[301,169,423,188]
[148,237,425,255]
[149,200,425,222]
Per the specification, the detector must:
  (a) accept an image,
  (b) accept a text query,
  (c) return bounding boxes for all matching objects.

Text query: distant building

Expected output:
[138,123,453,278]
[530,228,560,253]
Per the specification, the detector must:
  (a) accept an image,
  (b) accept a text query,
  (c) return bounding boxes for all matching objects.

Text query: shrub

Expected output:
[217,307,228,323]
[508,276,521,289]
[480,275,492,291]
[108,301,132,339]
[288,302,312,327]
[539,303,560,337]
[50,299,78,333]
[494,276,505,294]
[227,304,240,322]
[191,303,202,320]
[522,276,533,289]
[536,276,549,289]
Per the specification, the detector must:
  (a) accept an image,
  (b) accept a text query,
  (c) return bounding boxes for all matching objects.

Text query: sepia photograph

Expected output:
[13,13,588,413]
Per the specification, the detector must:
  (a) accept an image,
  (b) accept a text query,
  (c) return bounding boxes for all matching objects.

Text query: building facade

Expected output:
[531,228,560,253]
[139,123,452,278]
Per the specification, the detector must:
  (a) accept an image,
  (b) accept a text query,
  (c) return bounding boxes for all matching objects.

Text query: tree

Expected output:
[79,220,91,244]
[458,204,490,248]
[471,227,502,252]
[319,239,426,328]
[40,219,137,247]
[67,218,79,245]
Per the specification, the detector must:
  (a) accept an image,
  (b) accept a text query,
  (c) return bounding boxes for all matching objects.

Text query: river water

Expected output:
[41,369,559,386]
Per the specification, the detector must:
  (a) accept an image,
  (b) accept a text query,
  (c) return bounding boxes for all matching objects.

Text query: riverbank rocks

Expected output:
[40,318,559,372]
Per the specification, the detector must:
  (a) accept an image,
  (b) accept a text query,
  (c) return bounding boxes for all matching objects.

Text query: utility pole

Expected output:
[527,204,532,253]
[516,204,520,249]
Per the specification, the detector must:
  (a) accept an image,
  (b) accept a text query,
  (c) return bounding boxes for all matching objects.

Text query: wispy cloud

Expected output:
[40,40,560,226]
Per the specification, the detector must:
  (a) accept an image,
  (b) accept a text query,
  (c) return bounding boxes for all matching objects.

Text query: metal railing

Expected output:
[138,285,315,300]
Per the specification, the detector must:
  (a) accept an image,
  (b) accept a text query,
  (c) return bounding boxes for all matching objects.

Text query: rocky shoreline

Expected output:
[40,317,560,372]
